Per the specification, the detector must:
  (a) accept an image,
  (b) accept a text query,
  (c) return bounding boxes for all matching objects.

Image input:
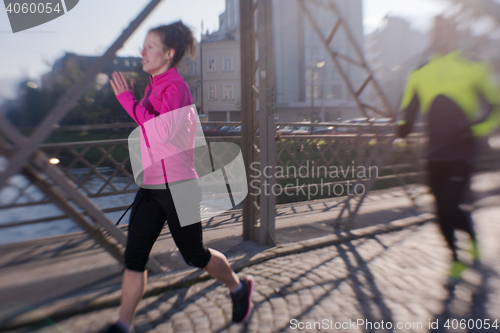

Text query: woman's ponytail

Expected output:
[150,21,195,68]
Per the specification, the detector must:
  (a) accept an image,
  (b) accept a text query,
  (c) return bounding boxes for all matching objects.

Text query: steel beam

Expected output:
[240,0,259,242]
[0,0,165,272]
[0,0,163,191]
[256,0,277,246]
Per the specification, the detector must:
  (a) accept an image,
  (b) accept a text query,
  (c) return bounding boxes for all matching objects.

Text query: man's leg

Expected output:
[447,160,479,261]
[428,161,459,260]
[450,161,475,238]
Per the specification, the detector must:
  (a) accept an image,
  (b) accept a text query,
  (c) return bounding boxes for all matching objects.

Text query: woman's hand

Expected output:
[109,71,134,96]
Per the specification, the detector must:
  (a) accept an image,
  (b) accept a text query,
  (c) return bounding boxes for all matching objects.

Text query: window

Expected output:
[223,58,233,72]
[255,38,259,61]
[208,85,216,100]
[315,85,322,99]
[193,62,197,75]
[191,87,198,101]
[311,47,318,61]
[253,8,258,32]
[228,1,232,27]
[208,59,216,72]
[234,0,238,26]
[223,85,233,99]
[328,85,343,100]
[327,68,338,79]
[306,85,321,100]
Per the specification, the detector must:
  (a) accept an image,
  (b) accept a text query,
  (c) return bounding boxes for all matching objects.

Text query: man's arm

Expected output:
[471,62,500,137]
[397,72,420,138]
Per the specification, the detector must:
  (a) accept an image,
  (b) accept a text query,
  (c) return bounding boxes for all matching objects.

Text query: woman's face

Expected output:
[141,32,174,76]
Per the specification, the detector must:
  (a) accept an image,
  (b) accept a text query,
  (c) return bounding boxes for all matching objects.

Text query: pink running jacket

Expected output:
[117,68,198,185]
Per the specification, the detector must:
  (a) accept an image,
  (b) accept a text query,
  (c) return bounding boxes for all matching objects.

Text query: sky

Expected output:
[363,0,448,34]
[0,0,450,102]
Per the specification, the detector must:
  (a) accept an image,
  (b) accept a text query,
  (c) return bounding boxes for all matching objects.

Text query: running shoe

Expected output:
[96,323,134,333]
[449,260,467,281]
[469,239,480,262]
[231,275,254,323]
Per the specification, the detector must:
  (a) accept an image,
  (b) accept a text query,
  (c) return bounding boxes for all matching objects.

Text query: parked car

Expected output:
[201,126,217,136]
[335,118,369,133]
[216,126,235,135]
[255,126,280,133]
[226,126,242,135]
[368,118,393,134]
[312,126,335,135]
[292,126,312,135]
[276,126,297,135]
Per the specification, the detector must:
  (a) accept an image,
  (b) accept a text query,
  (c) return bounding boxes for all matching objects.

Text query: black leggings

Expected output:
[428,160,476,261]
[124,184,211,272]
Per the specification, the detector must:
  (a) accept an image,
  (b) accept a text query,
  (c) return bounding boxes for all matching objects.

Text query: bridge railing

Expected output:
[0,121,498,240]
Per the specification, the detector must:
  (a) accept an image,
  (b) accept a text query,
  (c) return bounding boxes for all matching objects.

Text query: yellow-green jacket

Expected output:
[398,51,500,160]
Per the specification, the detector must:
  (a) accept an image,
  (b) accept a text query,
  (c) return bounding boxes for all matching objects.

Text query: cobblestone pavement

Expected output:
[22,205,500,333]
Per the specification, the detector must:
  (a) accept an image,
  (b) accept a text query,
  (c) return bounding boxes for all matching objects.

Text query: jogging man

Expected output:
[397,16,500,280]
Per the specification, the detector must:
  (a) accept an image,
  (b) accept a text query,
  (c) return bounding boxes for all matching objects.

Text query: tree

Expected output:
[6,59,150,127]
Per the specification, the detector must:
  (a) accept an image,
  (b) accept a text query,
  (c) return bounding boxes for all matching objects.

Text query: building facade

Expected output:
[185,0,364,122]
[197,0,242,122]
[273,0,365,122]
[177,44,202,115]
[365,17,429,112]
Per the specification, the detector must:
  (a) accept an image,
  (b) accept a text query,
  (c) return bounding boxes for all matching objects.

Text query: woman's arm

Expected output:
[110,71,156,125]
[116,91,156,125]
[143,83,194,144]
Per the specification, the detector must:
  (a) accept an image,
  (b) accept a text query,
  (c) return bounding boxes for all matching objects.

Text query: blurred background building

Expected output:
[2,0,500,124]
[365,16,429,112]
[273,0,365,122]
[197,0,241,122]
[41,53,142,91]
[179,0,365,123]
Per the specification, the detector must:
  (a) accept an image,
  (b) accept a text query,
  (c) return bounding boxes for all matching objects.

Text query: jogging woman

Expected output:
[104,21,252,333]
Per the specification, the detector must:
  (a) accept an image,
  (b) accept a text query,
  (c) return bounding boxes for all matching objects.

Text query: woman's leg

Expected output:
[157,183,240,289]
[118,189,167,328]
[203,248,240,291]
[119,269,147,326]
[159,183,253,323]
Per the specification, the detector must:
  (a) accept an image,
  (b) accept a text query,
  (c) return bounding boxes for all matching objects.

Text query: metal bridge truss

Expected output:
[240,0,426,240]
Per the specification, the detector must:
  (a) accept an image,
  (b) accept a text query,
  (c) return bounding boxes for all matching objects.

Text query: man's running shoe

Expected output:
[231,275,253,323]
[449,260,467,281]
[469,239,480,262]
